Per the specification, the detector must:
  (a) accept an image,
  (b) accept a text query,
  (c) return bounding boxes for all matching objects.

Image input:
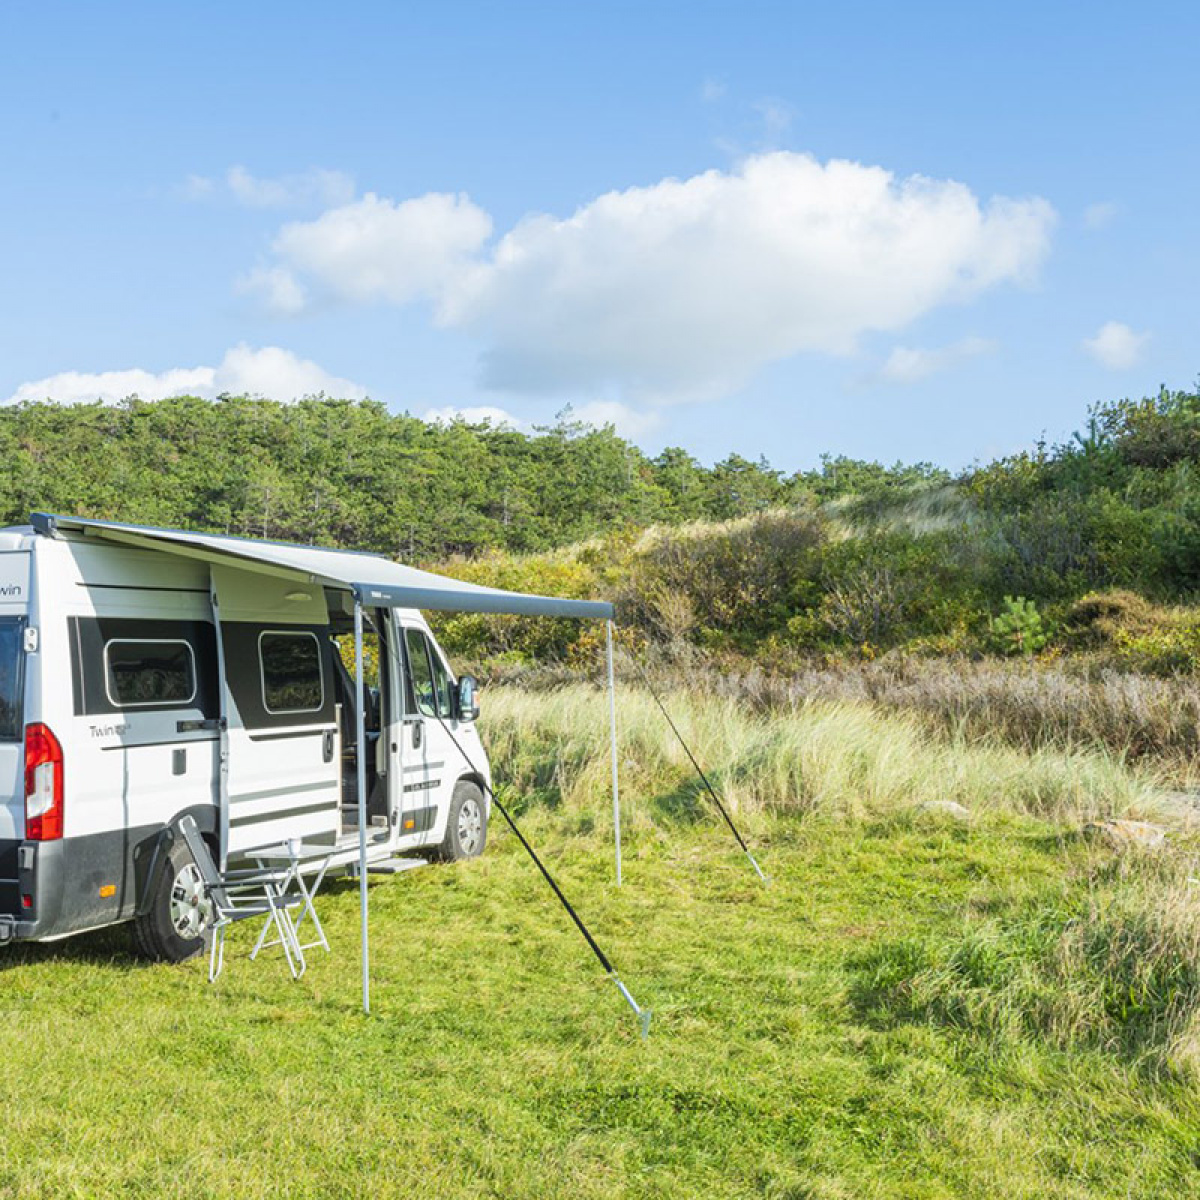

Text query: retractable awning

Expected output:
[32,512,614,620]
[34,510,624,1018]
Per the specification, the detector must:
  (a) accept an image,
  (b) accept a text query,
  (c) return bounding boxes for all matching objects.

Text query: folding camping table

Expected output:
[249,841,339,959]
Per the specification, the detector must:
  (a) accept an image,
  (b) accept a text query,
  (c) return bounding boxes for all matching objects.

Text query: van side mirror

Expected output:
[456,675,480,722]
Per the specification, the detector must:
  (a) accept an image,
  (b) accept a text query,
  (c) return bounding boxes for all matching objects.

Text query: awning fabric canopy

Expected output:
[33,512,614,620]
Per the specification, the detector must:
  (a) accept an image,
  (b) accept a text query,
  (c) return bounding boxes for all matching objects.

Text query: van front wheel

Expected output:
[434,781,487,861]
[132,837,212,963]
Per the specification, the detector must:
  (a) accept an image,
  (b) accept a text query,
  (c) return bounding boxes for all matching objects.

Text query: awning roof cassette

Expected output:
[33,512,614,620]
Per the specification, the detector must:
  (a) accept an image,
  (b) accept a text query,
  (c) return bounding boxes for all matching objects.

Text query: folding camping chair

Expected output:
[176,815,308,982]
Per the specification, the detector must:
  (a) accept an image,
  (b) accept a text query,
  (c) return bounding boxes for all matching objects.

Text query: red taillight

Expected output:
[24,723,63,841]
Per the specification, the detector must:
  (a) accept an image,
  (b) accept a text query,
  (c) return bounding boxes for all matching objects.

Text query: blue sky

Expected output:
[1,1,1195,472]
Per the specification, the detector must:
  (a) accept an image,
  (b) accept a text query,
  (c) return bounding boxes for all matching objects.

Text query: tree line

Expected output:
[0,394,942,559]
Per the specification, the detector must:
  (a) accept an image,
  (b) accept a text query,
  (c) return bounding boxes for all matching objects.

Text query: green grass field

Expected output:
[2,689,1199,1198]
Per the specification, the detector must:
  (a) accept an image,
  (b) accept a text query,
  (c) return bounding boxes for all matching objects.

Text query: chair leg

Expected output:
[249,911,275,961]
[209,923,227,983]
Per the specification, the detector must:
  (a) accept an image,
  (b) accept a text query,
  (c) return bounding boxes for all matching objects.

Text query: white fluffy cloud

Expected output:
[248,152,1055,402]
[235,266,309,315]
[184,165,355,209]
[422,405,523,428]
[420,401,658,437]
[872,336,996,385]
[4,345,368,405]
[1082,321,1150,370]
[270,191,492,306]
[568,401,662,437]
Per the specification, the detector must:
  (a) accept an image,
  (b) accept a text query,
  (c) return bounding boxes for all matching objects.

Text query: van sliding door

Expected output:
[211,568,340,857]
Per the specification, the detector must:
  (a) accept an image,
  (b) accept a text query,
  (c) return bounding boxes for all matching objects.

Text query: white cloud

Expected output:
[235,266,308,315]
[422,404,522,428]
[4,345,368,405]
[872,336,996,385]
[182,166,355,209]
[751,98,794,144]
[1082,201,1119,231]
[443,154,1053,400]
[568,401,661,437]
[249,152,1056,403]
[180,173,216,200]
[212,344,368,399]
[1082,321,1150,370]
[272,191,492,306]
[700,77,727,102]
[227,165,355,209]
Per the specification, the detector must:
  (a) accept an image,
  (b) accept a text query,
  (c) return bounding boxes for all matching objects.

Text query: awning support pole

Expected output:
[354,595,370,1015]
[606,619,621,886]
[208,576,230,872]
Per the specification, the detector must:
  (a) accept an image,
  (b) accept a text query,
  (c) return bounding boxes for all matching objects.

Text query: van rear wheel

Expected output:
[132,837,213,963]
[434,781,487,861]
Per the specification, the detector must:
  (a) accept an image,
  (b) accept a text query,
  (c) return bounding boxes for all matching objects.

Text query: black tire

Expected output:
[434,780,488,862]
[132,836,213,963]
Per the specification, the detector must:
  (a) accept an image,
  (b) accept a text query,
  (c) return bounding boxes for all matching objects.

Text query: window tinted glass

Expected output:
[260,632,323,713]
[404,628,436,718]
[428,639,453,718]
[0,619,24,740]
[105,640,196,707]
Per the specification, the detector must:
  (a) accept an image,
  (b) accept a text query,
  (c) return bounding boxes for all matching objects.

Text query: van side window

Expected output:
[260,631,324,714]
[104,640,196,708]
[428,639,453,718]
[404,628,437,718]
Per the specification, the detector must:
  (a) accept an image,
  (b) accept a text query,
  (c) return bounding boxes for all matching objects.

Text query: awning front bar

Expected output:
[352,583,614,620]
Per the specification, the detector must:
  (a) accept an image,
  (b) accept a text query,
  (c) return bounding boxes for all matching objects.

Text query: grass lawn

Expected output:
[2,808,1198,1198]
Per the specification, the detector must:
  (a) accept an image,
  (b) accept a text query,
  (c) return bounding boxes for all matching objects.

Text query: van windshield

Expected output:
[0,619,24,741]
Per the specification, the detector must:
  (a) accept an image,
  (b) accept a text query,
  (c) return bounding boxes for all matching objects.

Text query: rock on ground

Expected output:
[1083,819,1167,850]
[916,800,971,821]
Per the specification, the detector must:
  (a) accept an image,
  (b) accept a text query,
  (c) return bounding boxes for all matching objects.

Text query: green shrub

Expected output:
[989,596,1050,656]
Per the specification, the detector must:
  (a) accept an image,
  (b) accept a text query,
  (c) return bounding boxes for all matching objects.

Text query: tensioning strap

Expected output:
[432,711,652,1038]
[633,659,768,884]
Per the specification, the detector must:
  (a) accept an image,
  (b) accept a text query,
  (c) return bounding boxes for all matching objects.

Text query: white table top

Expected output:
[250,841,338,862]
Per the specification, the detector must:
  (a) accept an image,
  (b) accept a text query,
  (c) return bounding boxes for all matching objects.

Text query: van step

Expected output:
[366,857,428,875]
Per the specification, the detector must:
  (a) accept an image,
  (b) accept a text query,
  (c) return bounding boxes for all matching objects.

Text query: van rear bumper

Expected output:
[0,823,187,941]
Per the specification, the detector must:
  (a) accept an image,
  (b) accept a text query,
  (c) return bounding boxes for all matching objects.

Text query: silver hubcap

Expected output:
[170,863,213,939]
[457,798,483,855]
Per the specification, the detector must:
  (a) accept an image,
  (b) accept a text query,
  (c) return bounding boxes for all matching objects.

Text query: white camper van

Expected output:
[0,513,512,964]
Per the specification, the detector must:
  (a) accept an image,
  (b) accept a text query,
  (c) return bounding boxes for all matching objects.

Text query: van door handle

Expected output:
[177,718,225,733]
[412,723,422,749]
[322,730,335,762]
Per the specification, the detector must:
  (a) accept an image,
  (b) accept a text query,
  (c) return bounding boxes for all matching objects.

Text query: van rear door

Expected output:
[0,553,30,915]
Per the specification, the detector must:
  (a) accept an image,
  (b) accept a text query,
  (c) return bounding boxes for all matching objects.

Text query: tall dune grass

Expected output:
[479,684,1164,825]
[482,684,1200,1077]
[484,654,1200,775]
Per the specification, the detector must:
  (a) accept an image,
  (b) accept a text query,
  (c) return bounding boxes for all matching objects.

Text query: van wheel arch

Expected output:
[132,809,219,963]
[433,778,488,862]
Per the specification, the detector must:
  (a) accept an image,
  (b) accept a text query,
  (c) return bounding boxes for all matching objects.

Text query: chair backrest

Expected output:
[177,815,231,911]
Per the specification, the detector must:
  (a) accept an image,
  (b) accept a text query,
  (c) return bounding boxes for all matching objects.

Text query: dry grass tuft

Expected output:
[479,682,1164,826]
